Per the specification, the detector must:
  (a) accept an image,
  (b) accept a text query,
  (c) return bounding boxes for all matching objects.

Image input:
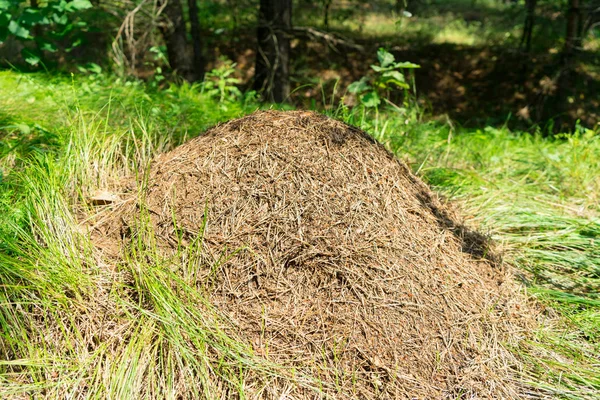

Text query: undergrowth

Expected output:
[1,69,599,398]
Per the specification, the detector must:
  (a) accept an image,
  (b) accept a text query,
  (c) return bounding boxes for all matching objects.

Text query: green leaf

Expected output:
[377,48,395,68]
[381,70,409,88]
[8,20,29,39]
[52,14,68,25]
[40,41,58,52]
[0,0,11,10]
[386,80,409,89]
[53,0,69,12]
[66,0,93,11]
[21,49,40,65]
[347,77,370,94]
[24,55,41,66]
[394,61,420,69]
[65,37,82,51]
[20,9,50,27]
[86,63,102,74]
[361,91,380,108]
[382,70,405,82]
[370,64,393,72]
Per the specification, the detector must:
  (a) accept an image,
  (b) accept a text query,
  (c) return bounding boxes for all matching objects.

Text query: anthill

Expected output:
[103,110,536,398]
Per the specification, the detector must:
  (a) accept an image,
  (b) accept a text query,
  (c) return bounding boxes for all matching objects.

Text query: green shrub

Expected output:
[0,0,93,66]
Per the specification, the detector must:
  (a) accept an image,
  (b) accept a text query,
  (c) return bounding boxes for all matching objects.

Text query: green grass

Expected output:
[0,71,279,398]
[1,69,599,398]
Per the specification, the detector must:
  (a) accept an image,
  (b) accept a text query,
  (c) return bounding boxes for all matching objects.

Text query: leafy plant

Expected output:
[201,57,244,108]
[148,46,169,87]
[347,48,419,109]
[0,0,93,66]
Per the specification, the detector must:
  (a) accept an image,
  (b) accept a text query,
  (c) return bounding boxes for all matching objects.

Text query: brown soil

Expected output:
[107,111,536,398]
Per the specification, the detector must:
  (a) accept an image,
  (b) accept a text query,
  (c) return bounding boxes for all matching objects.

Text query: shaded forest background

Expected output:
[1,0,599,130]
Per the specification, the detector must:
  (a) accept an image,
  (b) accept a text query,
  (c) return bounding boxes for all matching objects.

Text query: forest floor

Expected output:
[200,0,600,131]
[1,69,599,398]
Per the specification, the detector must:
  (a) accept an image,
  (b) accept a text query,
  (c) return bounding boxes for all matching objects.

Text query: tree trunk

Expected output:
[520,0,537,52]
[253,0,292,103]
[554,0,584,131]
[159,0,194,81]
[188,0,205,81]
[564,0,582,57]
[323,0,332,29]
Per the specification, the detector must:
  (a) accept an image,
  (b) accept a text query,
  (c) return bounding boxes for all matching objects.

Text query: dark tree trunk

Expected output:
[323,0,332,29]
[564,0,583,57]
[520,0,537,52]
[253,0,292,103]
[188,0,205,81]
[553,0,585,131]
[159,0,195,81]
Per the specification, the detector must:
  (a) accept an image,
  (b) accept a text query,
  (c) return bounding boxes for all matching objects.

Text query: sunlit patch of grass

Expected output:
[295,0,526,47]
[335,13,401,39]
